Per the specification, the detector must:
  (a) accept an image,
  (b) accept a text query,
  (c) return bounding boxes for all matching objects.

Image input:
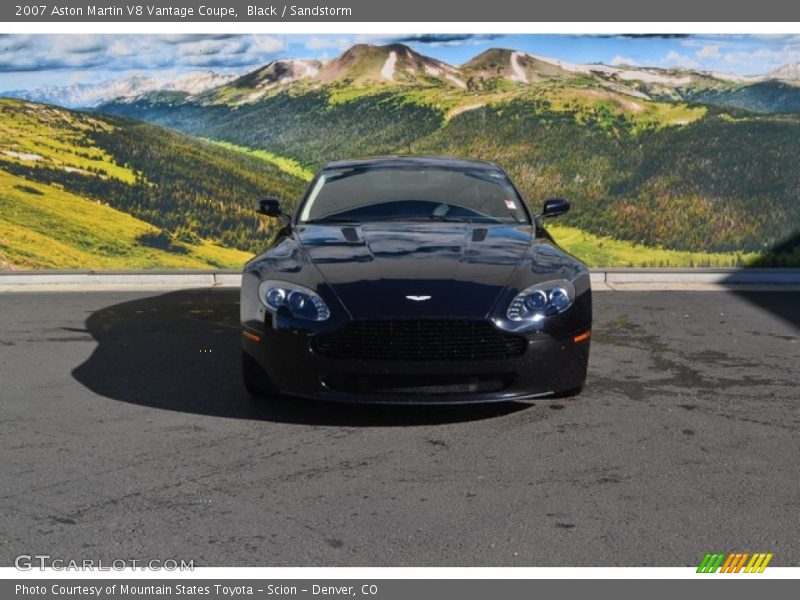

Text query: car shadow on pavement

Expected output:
[722,231,800,330]
[72,288,529,426]
[723,232,800,330]
[723,289,800,330]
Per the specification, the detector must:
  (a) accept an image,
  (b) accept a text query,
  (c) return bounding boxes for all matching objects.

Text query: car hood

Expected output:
[295,223,535,319]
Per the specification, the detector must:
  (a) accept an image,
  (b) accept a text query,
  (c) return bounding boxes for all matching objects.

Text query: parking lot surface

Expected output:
[1,289,798,566]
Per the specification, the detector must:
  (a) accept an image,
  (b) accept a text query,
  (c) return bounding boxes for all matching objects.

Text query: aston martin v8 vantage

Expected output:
[241,156,591,404]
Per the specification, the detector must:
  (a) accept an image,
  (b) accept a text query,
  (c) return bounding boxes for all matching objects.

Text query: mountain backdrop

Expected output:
[3,70,237,108]
[3,43,800,269]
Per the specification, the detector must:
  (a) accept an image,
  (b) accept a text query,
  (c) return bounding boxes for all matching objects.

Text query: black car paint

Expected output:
[241,157,591,404]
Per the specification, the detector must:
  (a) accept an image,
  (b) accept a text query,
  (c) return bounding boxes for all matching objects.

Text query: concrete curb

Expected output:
[1,269,799,291]
[0,271,239,287]
[596,268,800,285]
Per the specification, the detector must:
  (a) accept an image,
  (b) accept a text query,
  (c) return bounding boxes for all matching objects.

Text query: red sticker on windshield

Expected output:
[504,199,517,210]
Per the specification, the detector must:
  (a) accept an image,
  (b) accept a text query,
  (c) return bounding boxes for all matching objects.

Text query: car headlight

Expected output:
[507,280,576,322]
[258,280,331,321]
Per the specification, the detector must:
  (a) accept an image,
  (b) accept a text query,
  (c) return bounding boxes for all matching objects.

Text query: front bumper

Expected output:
[242,320,590,404]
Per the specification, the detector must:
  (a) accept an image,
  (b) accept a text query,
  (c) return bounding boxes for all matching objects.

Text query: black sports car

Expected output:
[241,156,591,404]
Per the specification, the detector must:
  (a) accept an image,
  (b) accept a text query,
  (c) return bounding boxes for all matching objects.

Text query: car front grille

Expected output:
[322,373,513,395]
[310,319,527,361]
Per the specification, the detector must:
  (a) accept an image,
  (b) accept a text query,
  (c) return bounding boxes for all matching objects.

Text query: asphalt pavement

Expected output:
[0,288,798,567]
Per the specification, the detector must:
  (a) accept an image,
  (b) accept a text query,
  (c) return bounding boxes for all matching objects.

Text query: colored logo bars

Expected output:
[697,553,773,573]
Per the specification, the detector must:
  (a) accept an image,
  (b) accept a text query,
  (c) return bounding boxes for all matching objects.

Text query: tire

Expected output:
[242,351,278,399]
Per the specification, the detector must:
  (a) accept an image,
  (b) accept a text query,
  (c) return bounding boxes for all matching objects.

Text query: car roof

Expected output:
[321,155,504,172]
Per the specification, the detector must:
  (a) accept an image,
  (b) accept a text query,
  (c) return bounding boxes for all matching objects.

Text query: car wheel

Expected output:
[242,351,278,399]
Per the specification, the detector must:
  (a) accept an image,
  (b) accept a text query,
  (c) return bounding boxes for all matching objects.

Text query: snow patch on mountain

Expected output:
[425,65,441,77]
[616,70,692,85]
[172,71,236,95]
[769,62,800,81]
[272,63,312,86]
[706,71,753,83]
[304,64,320,78]
[2,150,43,161]
[509,51,528,83]
[527,53,692,85]
[381,51,397,81]
[445,74,466,89]
[3,70,236,108]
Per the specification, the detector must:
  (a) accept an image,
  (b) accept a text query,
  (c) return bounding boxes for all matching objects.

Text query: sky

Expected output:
[2,33,800,90]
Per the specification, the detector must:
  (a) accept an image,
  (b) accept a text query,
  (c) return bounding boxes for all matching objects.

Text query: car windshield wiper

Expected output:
[426,215,510,223]
[361,215,478,223]
[306,215,520,224]
[427,214,472,222]
[304,217,361,224]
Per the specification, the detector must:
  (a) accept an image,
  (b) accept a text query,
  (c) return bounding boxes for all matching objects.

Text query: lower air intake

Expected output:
[322,374,513,395]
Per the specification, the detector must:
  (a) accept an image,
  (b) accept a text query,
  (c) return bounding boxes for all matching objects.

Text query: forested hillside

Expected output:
[100,89,445,167]
[100,80,800,263]
[411,99,800,254]
[0,99,307,269]
[685,81,800,114]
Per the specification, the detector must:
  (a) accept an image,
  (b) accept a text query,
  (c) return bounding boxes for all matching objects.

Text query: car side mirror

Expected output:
[256,197,284,217]
[541,198,570,218]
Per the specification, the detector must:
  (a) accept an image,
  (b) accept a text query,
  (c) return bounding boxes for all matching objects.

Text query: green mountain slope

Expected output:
[97,49,800,263]
[411,98,800,254]
[100,88,445,168]
[0,98,308,269]
[685,80,800,114]
[0,169,251,270]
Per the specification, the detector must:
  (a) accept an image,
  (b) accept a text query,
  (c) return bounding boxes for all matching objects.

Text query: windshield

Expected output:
[298,165,529,224]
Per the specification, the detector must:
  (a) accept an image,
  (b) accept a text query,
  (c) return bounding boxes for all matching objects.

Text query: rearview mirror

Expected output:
[541,198,570,218]
[256,197,284,217]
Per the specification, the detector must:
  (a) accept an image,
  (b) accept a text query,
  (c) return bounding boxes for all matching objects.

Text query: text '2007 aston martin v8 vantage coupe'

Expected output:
[241,156,591,404]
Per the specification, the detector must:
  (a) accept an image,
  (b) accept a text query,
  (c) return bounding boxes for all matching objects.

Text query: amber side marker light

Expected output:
[574,330,591,343]
[242,330,261,342]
